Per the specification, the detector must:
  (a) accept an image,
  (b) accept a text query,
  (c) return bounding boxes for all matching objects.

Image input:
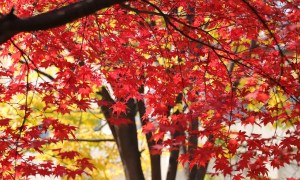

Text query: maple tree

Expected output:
[0,0,299,179]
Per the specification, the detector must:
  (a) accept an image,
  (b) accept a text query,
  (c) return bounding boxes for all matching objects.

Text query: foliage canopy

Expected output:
[0,0,299,179]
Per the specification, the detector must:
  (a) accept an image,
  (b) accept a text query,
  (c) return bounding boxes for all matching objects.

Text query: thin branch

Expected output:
[66,138,115,142]
[140,0,229,53]
[12,39,30,179]
[240,0,284,57]
[19,60,55,80]
[240,0,297,80]
[121,3,222,47]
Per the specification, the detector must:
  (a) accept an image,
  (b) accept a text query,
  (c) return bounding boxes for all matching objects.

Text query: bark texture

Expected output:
[99,87,145,180]
[138,86,162,180]
[0,0,127,44]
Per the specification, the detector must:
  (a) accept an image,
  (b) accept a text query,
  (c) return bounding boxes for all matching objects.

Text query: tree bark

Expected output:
[99,87,145,180]
[195,165,209,180]
[187,118,199,180]
[137,86,161,180]
[0,0,127,44]
[166,131,180,180]
[166,93,183,180]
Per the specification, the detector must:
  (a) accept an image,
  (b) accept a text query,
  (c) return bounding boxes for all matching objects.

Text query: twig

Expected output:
[66,138,115,142]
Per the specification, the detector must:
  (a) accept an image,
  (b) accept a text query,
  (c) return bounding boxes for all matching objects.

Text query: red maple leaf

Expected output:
[76,158,95,171]
[76,99,90,111]
[142,121,156,133]
[228,139,239,154]
[150,132,165,143]
[0,118,10,126]
[58,151,80,159]
[111,102,127,116]
[256,93,269,102]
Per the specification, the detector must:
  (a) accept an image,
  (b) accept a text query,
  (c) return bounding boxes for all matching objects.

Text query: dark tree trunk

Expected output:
[190,135,214,180]
[166,132,180,180]
[166,93,183,180]
[137,95,162,180]
[195,164,209,180]
[187,119,199,180]
[184,120,210,180]
[183,3,209,179]
[99,87,144,180]
[149,155,161,180]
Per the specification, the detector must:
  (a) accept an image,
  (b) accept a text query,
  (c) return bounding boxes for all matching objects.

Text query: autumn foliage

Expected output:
[0,0,299,179]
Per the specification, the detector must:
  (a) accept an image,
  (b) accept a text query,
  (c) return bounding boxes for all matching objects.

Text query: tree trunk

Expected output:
[195,165,209,180]
[186,119,211,180]
[166,94,183,180]
[187,119,199,180]
[166,132,180,180]
[99,87,144,180]
[138,86,161,180]
[184,3,209,179]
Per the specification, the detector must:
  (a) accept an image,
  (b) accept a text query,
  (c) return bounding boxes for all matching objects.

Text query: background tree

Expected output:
[0,0,299,179]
